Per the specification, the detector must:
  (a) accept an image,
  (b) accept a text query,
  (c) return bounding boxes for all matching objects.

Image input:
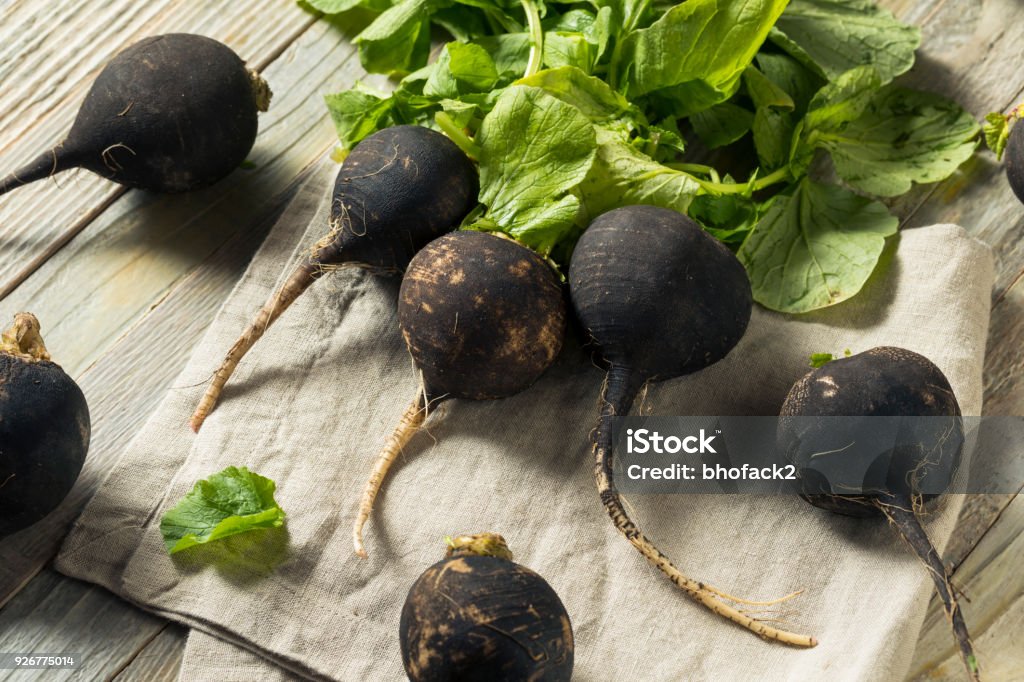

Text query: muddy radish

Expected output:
[568,205,816,647]
[0,34,271,197]
[778,347,979,680]
[190,125,479,431]
[352,231,565,557]
[0,314,90,538]
[400,533,574,681]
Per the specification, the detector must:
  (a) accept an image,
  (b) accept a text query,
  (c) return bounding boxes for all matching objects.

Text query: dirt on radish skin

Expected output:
[0,314,91,538]
[779,347,979,680]
[1006,121,1024,204]
[400,533,574,682]
[190,125,479,431]
[352,231,566,557]
[0,34,270,197]
[568,205,816,648]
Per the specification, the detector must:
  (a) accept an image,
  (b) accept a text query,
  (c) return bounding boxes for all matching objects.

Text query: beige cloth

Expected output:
[56,155,994,681]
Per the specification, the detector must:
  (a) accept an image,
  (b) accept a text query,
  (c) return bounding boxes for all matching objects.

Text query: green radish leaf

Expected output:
[752,107,794,171]
[617,0,788,116]
[738,178,898,313]
[755,52,824,115]
[817,87,981,197]
[809,352,835,368]
[771,0,920,85]
[543,32,594,72]
[790,66,881,174]
[324,90,395,151]
[983,112,1011,160]
[743,66,794,111]
[425,42,500,98]
[517,66,643,138]
[355,0,448,74]
[691,102,755,149]
[688,193,759,245]
[160,467,286,555]
[579,126,700,219]
[474,86,597,254]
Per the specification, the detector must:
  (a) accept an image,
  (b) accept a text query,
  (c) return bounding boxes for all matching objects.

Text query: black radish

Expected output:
[400,533,574,682]
[1006,120,1024,204]
[352,231,565,557]
[0,34,271,197]
[0,314,90,538]
[190,125,479,431]
[569,205,816,647]
[778,347,979,680]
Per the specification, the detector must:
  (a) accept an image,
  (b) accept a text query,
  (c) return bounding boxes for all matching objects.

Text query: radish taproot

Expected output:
[778,347,979,680]
[190,125,479,431]
[352,231,565,558]
[0,314,90,538]
[569,205,816,647]
[0,34,271,197]
[400,533,574,682]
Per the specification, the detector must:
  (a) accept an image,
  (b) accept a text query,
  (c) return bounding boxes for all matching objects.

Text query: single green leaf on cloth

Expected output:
[983,112,1011,160]
[617,0,788,116]
[474,85,597,254]
[691,101,755,149]
[324,90,395,151]
[579,126,700,219]
[817,87,981,197]
[160,466,286,555]
[771,0,921,85]
[737,178,898,313]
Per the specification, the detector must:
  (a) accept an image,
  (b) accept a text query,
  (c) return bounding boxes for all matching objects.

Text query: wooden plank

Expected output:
[0,569,166,682]
[907,494,1024,680]
[0,10,372,603]
[0,0,316,300]
[111,624,187,682]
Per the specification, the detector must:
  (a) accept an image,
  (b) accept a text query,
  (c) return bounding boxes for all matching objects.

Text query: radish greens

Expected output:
[312,0,981,313]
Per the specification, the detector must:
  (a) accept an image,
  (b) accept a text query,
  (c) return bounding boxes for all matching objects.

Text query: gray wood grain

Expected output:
[111,624,187,682]
[0,569,166,682]
[0,0,316,300]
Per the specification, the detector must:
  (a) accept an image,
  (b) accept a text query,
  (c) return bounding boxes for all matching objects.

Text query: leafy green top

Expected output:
[312,0,980,313]
[160,466,286,555]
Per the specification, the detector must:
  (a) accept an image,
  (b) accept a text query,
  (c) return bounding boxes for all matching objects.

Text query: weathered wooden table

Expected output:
[0,1,1020,680]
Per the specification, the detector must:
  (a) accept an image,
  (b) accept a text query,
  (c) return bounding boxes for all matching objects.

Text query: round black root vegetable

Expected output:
[1006,120,1024,204]
[779,347,979,680]
[352,231,565,557]
[0,33,271,198]
[569,205,816,648]
[400,533,574,682]
[190,125,479,431]
[0,314,91,538]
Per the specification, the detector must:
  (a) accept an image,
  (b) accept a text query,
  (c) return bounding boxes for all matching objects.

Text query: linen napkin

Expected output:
[56,155,994,681]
